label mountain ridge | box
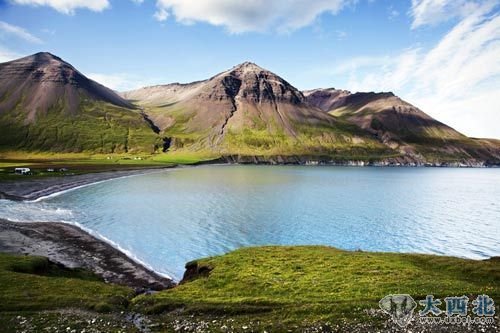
[1,52,499,165]
[123,60,392,159]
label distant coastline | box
[1,160,499,202]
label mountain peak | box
[13,52,67,67]
[216,61,304,105]
[233,61,265,72]
[0,52,134,118]
[31,51,62,61]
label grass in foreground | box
[133,246,500,330]
[0,254,133,313]
[1,247,499,332]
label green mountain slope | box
[0,53,160,153]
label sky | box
[0,0,499,139]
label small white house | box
[14,167,31,175]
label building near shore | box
[14,167,31,175]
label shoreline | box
[0,166,173,201]
[1,162,498,293]
[0,218,174,291]
[1,161,498,202]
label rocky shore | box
[0,218,174,291]
[220,154,500,167]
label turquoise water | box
[1,165,499,280]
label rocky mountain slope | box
[304,89,500,164]
[303,88,351,111]
[122,62,391,159]
[0,52,158,153]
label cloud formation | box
[10,0,110,14]
[0,21,43,43]
[410,0,496,28]
[337,2,500,138]
[154,0,352,33]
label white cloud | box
[0,21,43,43]
[0,45,22,62]
[87,72,160,92]
[336,30,348,40]
[410,0,496,29]
[11,0,110,15]
[154,7,169,21]
[388,8,399,20]
[333,2,500,138]
[154,0,353,33]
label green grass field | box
[0,254,132,313]
[0,151,220,181]
[1,247,497,332]
[132,246,500,331]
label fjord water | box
[1,165,500,280]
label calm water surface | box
[1,165,499,280]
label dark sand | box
[0,218,174,290]
[0,168,167,201]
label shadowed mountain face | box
[123,62,389,157]
[303,88,351,112]
[0,53,158,153]
[307,90,465,142]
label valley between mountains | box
[1,52,499,166]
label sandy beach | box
[0,218,174,290]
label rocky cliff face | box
[219,62,305,105]
[0,52,133,122]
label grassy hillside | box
[222,119,396,159]
[0,101,161,154]
[139,102,398,161]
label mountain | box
[304,89,500,164]
[0,52,498,165]
[0,52,159,153]
[122,62,391,159]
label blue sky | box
[0,0,499,138]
